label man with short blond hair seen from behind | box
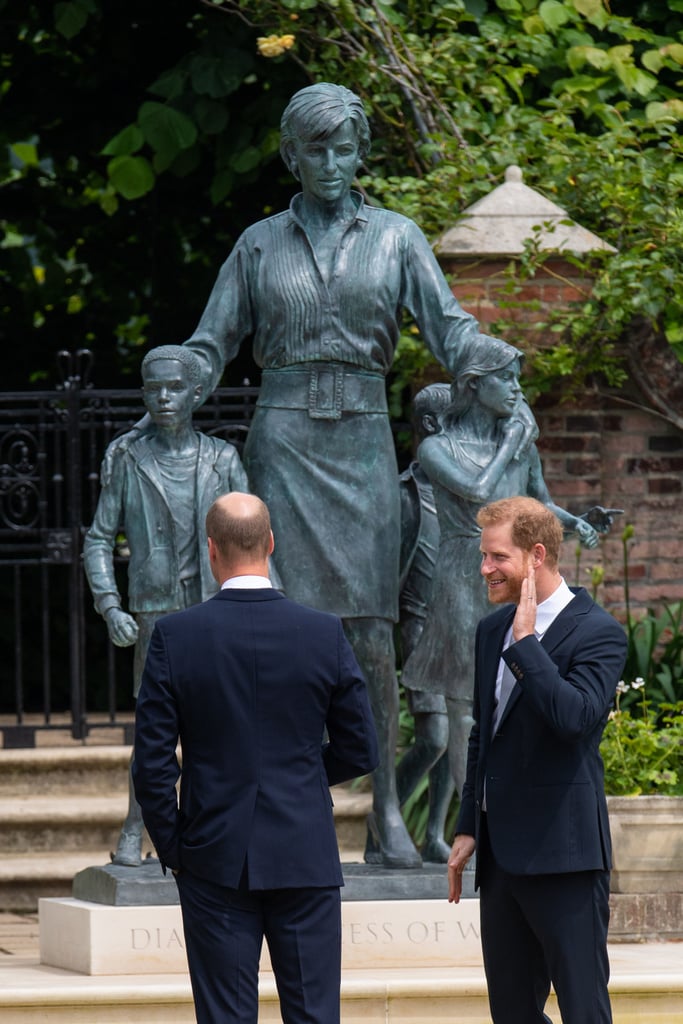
[133,492,379,1024]
[448,496,627,1024]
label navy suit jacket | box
[133,588,379,889]
[455,587,627,884]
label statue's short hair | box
[205,494,272,561]
[141,345,202,385]
[413,383,452,422]
[477,497,563,569]
[280,83,371,174]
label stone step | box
[0,796,132,855]
[0,789,370,854]
[1,936,681,1023]
[0,744,372,911]
[0,852,115,912]
[0,746,131,796]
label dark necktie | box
[492,661,516,734]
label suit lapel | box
[539,588,590,655]
[480,607,515,728]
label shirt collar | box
[534,578,574,638]
[288,190,368,230]
[221,575,273,590]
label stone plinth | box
[39,896,482,976]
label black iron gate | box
[0,351,259,747]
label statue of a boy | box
[83,345,249,866]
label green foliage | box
[2,0,682,393]
[600,685,683,796]
[577,523,683,716]
[209,0,683,403]
[618,521,683,715]
[0,1,306,386]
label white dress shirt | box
[221,575,273,590]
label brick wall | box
[439,256,683,621]
[443,256,593,345]
[534,390,683,621]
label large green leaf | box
[101,124,144,158]
[149,68,187,101]
[645,99,683,123]
[194,98,230,135]
[611,59,658,97]
[571,0,608,30]
[229,146,262,174]
[54,0,95,39]
[566,45,611,73]
[11,142,40,167]
[539,0,572,30]
[138,103,198,160]
[107,156,155,200]
[662,43,683,66]
[189,52,252,98]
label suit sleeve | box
[503,611,627,739]
[323,622,379,787]
[132,623,182,872]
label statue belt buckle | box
[308,364,344,420]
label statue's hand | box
[580,506,624,534]
[501,415,525,439]
[513,399,539,457]
[574,518,600,550]
[500,412,527,460]
[104,607,139,647]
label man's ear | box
[267,530,275,557]
[532,543,546,567]
[192,384,203,408]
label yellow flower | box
[257,33,295,57]
[32,265,46,285]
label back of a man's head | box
[206,493,272,564]
[477,496,563,569]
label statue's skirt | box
[243,365,400,621]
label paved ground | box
[0,912,39,957]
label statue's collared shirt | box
[186,191,484,392]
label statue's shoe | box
[365,811,422,869]
[110,830,143,867]
[363,818,382,864]
[421,837,451,864]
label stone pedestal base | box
[72,858,178,906]
[39,895,482,976]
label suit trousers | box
[478,815,612,1024]
[176,869,342,1024]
